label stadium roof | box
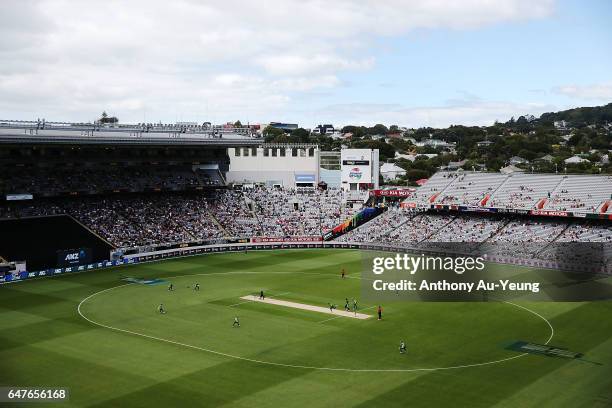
[0,126,260,147]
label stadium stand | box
[335,208,414,243]
[1,166,611,274]
[545,175,612,213]
[386,213,455,243]
[427,214,508,242]
[2,166,221,197]
[415,171,612,214]
[437,173,507,206]
[0,187,358,247]
[488,174,561,209]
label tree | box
[404,169,430,183]
[98,111,118,124]
[351,139,395,161]
[290,128,310,143]
[262,125,285,138]
[341,125,365,138]
[388,138,414,152]
[368,124,388,135]
[234,120,243,127]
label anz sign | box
[65,252,80,261]
[57,248,91,267]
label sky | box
[0,0,610,128]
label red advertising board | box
[400,201,417,208]
[369,189,416,197]
[251,236,323,243]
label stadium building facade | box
[227,144,320,188]
[227,145,379,191]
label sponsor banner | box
[342,160,369,166]
[57,248,92,267]
[295,173,316,182]
[435,205,597,220]
[348,167,364,181]
[529,210,569,217]
[341,152,372,184]
[465,206,498,213]
[499,208,531,215]
[506,341,583,359]
[251,236,323,243]
[6,194,33,201]
[400,202,417,209]
[370,189,415,197]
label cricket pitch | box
[239,295,371,319]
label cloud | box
[0,0,556,123]
[255,55,374,76]
[553,83,612,100]
[314,100,560,128]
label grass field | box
[1,249,611,407]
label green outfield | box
[1,249,611,407]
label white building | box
[227,145,379,191]
[395,152,437,161]
[415,138,456,149]
[509,156,529,165]
[227,144,319,188]
[340,148,380,192]
[564,156,590,164]
[380,163,406,181]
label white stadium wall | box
[226,145,319,188]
